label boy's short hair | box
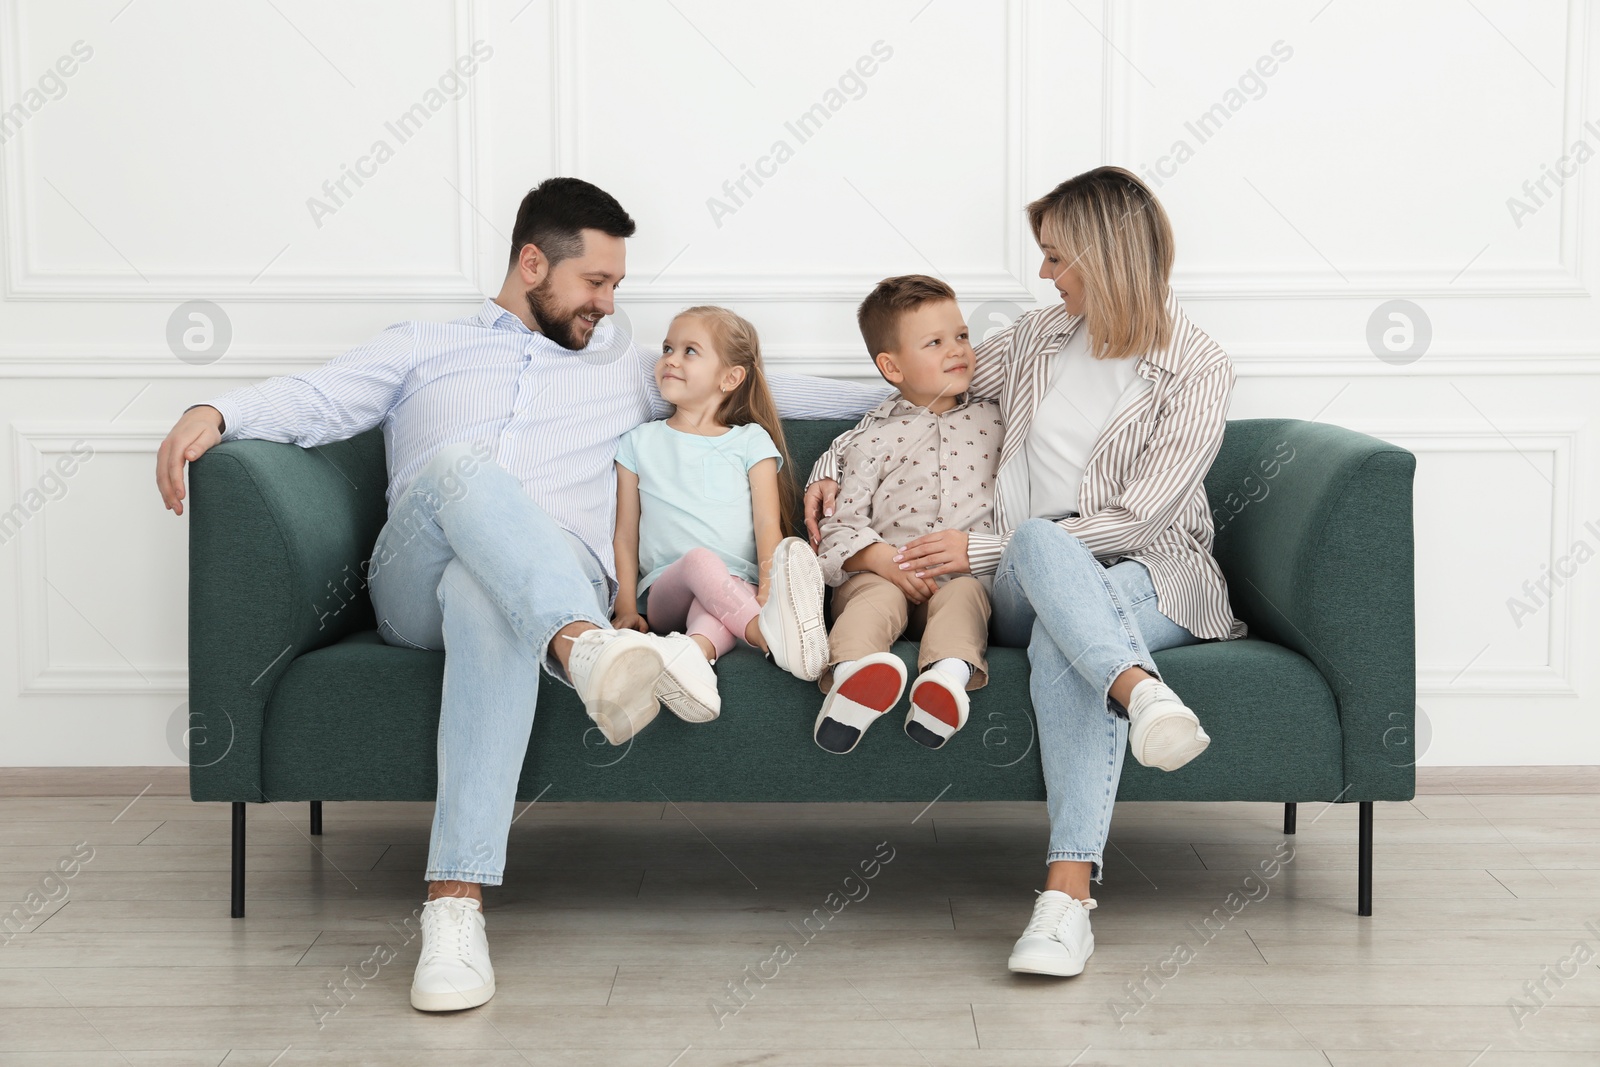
[856,274,957,360]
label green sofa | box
[188,418,1416,918]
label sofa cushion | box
[260,630,1340,804]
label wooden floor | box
[1,781,1598,1065]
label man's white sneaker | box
[411,897,495,1011]
[1007,890,1096,976]
[757,537,828,681]
[647,632,721,723]
[566,627,664,744]
[905,665,970,749]
[1126,677,1210,771]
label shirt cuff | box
[190,399,239,441]
[818,529,881,586]
[808,449,840,486]
[966,531,1008,577]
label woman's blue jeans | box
[990,518,1202,881]
[366,443,612,885]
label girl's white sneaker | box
[647,632,721,722]
[757,537,829,681]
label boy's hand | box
[611,610,648,633]
[861,542,937,604]
[897,529,970,578]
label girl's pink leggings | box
[646,548,761,659]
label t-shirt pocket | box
[702,449,747,503]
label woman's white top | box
[1021,325,1151,520]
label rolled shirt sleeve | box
[195,322,416,446]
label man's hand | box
[611,609,648,633]
[854,541,938,605]
[157,405,224,516]
[896,529,970,579]
[803,478,840,547]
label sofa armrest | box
[1211,419,1417,802]
[187,433,388,801]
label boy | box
[812,275,1004,754]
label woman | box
[805,166,1245,977]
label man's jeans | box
[367,443,611,884]
[990,518,1202,882]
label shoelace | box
[419,898,477,964]
[1022,893,1097,938]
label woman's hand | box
[858,542,937,604]
[611,610,648,633]
[896,529,970,579]
[803,478,840,547]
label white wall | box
[1,0,1596,766]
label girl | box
[613,306,830,722]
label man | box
[155,177,887,1012]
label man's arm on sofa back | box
[1211,419,1418,801]
[187,432,388,801]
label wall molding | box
[1103,0,1592,299]
[0,0,484,302]
[10,422,187,695]
[1338,422,1580,698]
[547,0,1037,302]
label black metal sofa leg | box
[1358,800,1373,916]
[310,801,322,836]
[1283,802,1296,834]
[231,802,246,918]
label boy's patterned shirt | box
[815,392,1005,586]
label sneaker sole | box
[1007,941,1093,977]
[655,674,720,723]
[1131,710,1210,772]
[767,540,828,681]
[410,976,496,1011]
[815,658,905,754]
[586,642,664,745]
[906,675,968,749]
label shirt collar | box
[475,297,533,334]
[878,390,973,420]
[474,297,632,360]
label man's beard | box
[525,280,595,351]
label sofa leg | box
[231,802,246,919]
[310,801,322,836]
[1358,800,1373,917]
[1283,802,1297,835]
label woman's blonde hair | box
[675,305,800,525]
[1027,166,1174,361]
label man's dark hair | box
[508,177,636,271]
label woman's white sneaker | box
[647,632,721,722]
[566,627,664,744]
[1126,678,1210,771]
[411,896,495,1011]
[1007,891,1096,976]
[757,537,829,681]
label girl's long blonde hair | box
[1027,166,1174,361]
[676,306,800,526]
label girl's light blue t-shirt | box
[614,420,783,592]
